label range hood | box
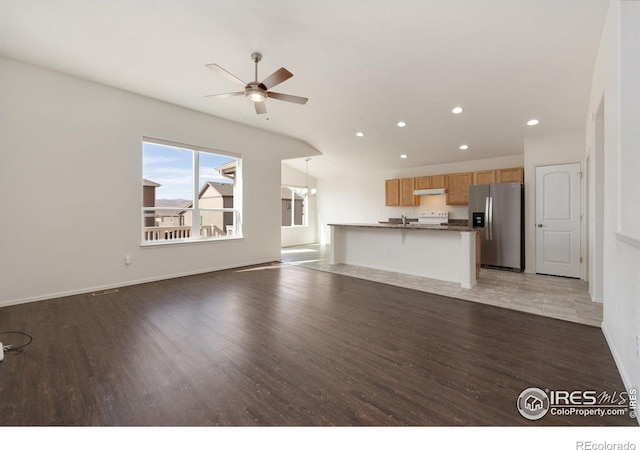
[413,188,446,195]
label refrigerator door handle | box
[484,197,491,240]
[488,196,494,241]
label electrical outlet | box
[124,255,131,265]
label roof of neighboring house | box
[143,178,161,187]
[181,181,234,210]
[214,160,236,179]
[204,182,234,196]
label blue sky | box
[143,142,235,200]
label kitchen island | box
[329,223,477,288]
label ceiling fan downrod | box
[251,52,262,82]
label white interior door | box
[535,163,581,278]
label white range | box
[416,211,449,226]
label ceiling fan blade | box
[254,101,267,115]
[260,67,293,90]
[205,63,247,87]
[204,92,244,99]
[267,91,309,105]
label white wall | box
[618,3,640,241]
[523,130,586,276]
[281,162,318,246]
[316,154,524,245]
[0,57,318,306]
[586,0,640,412]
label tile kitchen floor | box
[281,243,602,327]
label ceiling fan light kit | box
[205,52,308,114]
[246,84,266,102]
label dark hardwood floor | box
[0,263,635,426]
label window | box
[142,138,241,244]
[281,186,307,227]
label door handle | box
[488,196,493,240]
[484,197,490,240]
[537,224,543,227]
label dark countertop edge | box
[328,223,475,232]
[378,220,469,226]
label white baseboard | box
[601,322,640,426]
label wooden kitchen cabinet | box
[385,179,400,206]
[473,170,496,185]
[445,172,473,205]
[385,178,418,206]
[387,168,521,207]
[415,175,445,189]
[497,167,524,183]
[473,167,524,185]
[399,177,419,206]
[430,174,445,188]
[415,176,430,190]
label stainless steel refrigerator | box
[468,182,524,272]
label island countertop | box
[329,223,474,232]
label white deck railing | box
[144,225,233,241]
[144,226,191,241]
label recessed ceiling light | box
[397,121,407,127]
[452,107,463,114]
[527,119,540,126]
[459,144,469,150]
[400,154,408,159]
[356,132,364,137]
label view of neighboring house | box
[143,159,237,240]
[155,209,184,227]
[143,179,161,227]
[181,181,235,237]
[147,173,301,237]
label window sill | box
[140,235,243,248]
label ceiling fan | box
[205,52,308,115]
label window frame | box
[281,185,308,228]
[141,137,242,246]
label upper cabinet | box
[386,178,418,206]
[384,178,420,206]
[415,174,445,190]
[431,175,446,189]
[385,168,523,207]
[400,177,419,206]
[385,179,400,206]
[415,176,430,190]
[496,167,524,184]
[445,172,473,205]
[472,167,524,185]
[473,170,496,185]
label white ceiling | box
[0,0,608,179]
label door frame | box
[587,98,605,301]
